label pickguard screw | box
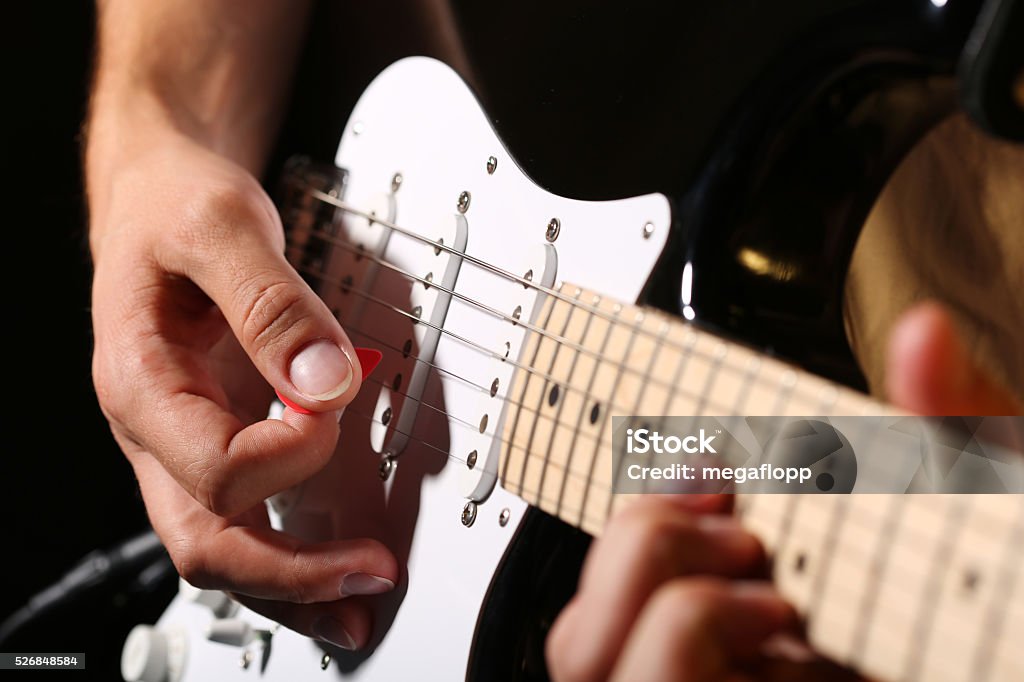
[320,653,331,670]
[391,172,403,193]
[379,455,395,481]
[486,156,498,174]
[642,221,655,239]
[546,218,561,242]
[462,501,478,527]
[457,191,472,214]
[499,508,511,527]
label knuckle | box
[192,468,239,518]
[283,546,314,604]
[613,508,696,556]
[651,577,727,624]
[168,536,213,589]
[237,277,308,358]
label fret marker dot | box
[490,378,499,397]
[794,553,807,574]
[548,385,560,407]
[479,414,489,433]
[341,274,353,293]
[392,373,402,391]
[402,339,413,358]
[589,403,601,424]
[816,473,835,492]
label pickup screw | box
[379,455,395,481]
[486,156,498,174]
[462,501,478,527]
[546,218,561,242]
[457,191,471,214]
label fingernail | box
[340,573,395,597]
[289,340,354,401]
[312,616,356,650]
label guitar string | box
[331,397,1024,561]
[305,188,710,352]
[297,225,690,393]
[296,253,1003,508]
[293,230,720,399]
[291,254,946,497]
[293,258,843,436]
[289,241,838,413]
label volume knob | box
[121,625,186,682]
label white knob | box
[206,618,255,647]
[121,625,168,682]
[178,578,237,618]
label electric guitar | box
[119,3,1024,680]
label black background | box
[5,3,171,679]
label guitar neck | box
[498,282,1024,682]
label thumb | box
[166,186,361,413]
[885,302,1021,415]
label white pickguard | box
[146,57,671,682]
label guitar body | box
[124,3,1021,681]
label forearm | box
[86,0,311,231]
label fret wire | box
[506,286,562,494]
[644,330,696,495]
[612,316,671,504]
[537,290,594,516]
[759,381,802,580]
[554,295,617,518]
[518,290,581,502]
[733,358,765,518]
[846,494,904,668]
[971,508,1024,682]
[804,406,888,630]
[577,305,639,528]
[902,497,970,681]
